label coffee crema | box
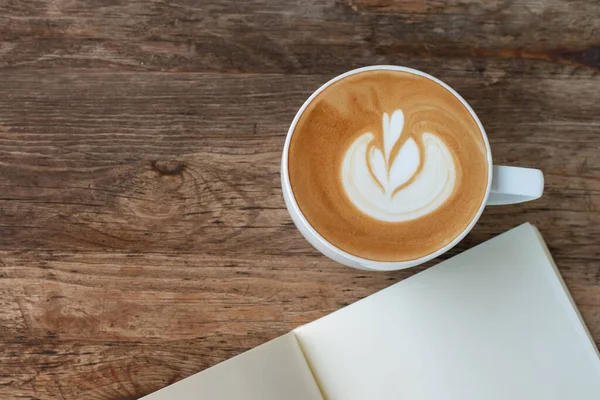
[288,70,489,262]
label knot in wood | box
[151,160,186,176]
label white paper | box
[294,223,600,399]
[141,332,322,400]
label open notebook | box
[143,224,600,399]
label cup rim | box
[281,65,493,271]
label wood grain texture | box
[0,0,599,399]
[1,0,599,75]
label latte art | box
[341,109,457,222]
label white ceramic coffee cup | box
[281,65,544,271]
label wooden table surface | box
[1,1,599,399]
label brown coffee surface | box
[288,70,489,262]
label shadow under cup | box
[281,66,493,271]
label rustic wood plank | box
[0,0,599,399]
[0,0,599,75]
[0,250,406,400]
[0,71,598,258]
[0,250,599,400]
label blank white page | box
[142,332,322,400]
[294,223,600,400]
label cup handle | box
[486,165,544,205]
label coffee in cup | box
[287,69,488,262]
[282,66,543,270]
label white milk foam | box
[341,109,456,222]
